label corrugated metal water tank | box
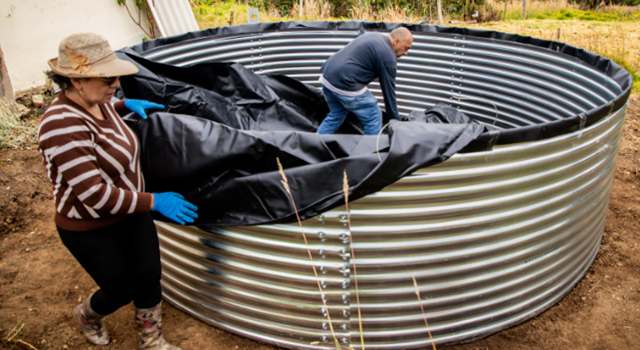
[136,22,631,349]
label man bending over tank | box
[317,27,413,135]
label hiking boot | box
[73,296,111,345]
[135,302,182,350]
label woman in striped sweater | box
[38,33,196,350]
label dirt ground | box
[1,96,639,350]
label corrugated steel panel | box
[140,26,627,349]
[146,0,199,37]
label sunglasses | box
[98,76,119,85]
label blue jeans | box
[317,87,382,135]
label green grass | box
[501,6,640,22]
[192,0,253,28]
[530,8,640,21]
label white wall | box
[0,0,152,93]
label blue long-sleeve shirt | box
[321,32,399,119]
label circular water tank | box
[132,22,632,349]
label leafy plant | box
[115,0,157,38]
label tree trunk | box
[522,0,527,19]
[437,0,444,24]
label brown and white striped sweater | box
[38,93,153,231]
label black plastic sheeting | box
[405,104,478,124]
[119,51,484,227]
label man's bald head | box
[389,27,413,57]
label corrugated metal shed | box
[146,0,199,37]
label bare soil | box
[1,96,639,350]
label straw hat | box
[48,33,138,78]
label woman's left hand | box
[123,98,165,119]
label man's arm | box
[379,63,399,120]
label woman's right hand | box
[152,192,198,225]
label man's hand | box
[123,98,165,119]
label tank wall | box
[156,104,625,348]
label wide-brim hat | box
[48,33,139,78]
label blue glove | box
[123,98,165,119]
[152,192,198,225]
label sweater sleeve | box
[113,99,128,116]
[379,61,399,119]
[38,116,153,215]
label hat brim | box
[48,56,139,78]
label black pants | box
[58,213,162,316]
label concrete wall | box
[0,0,152,93]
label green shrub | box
[571,0,640,9]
